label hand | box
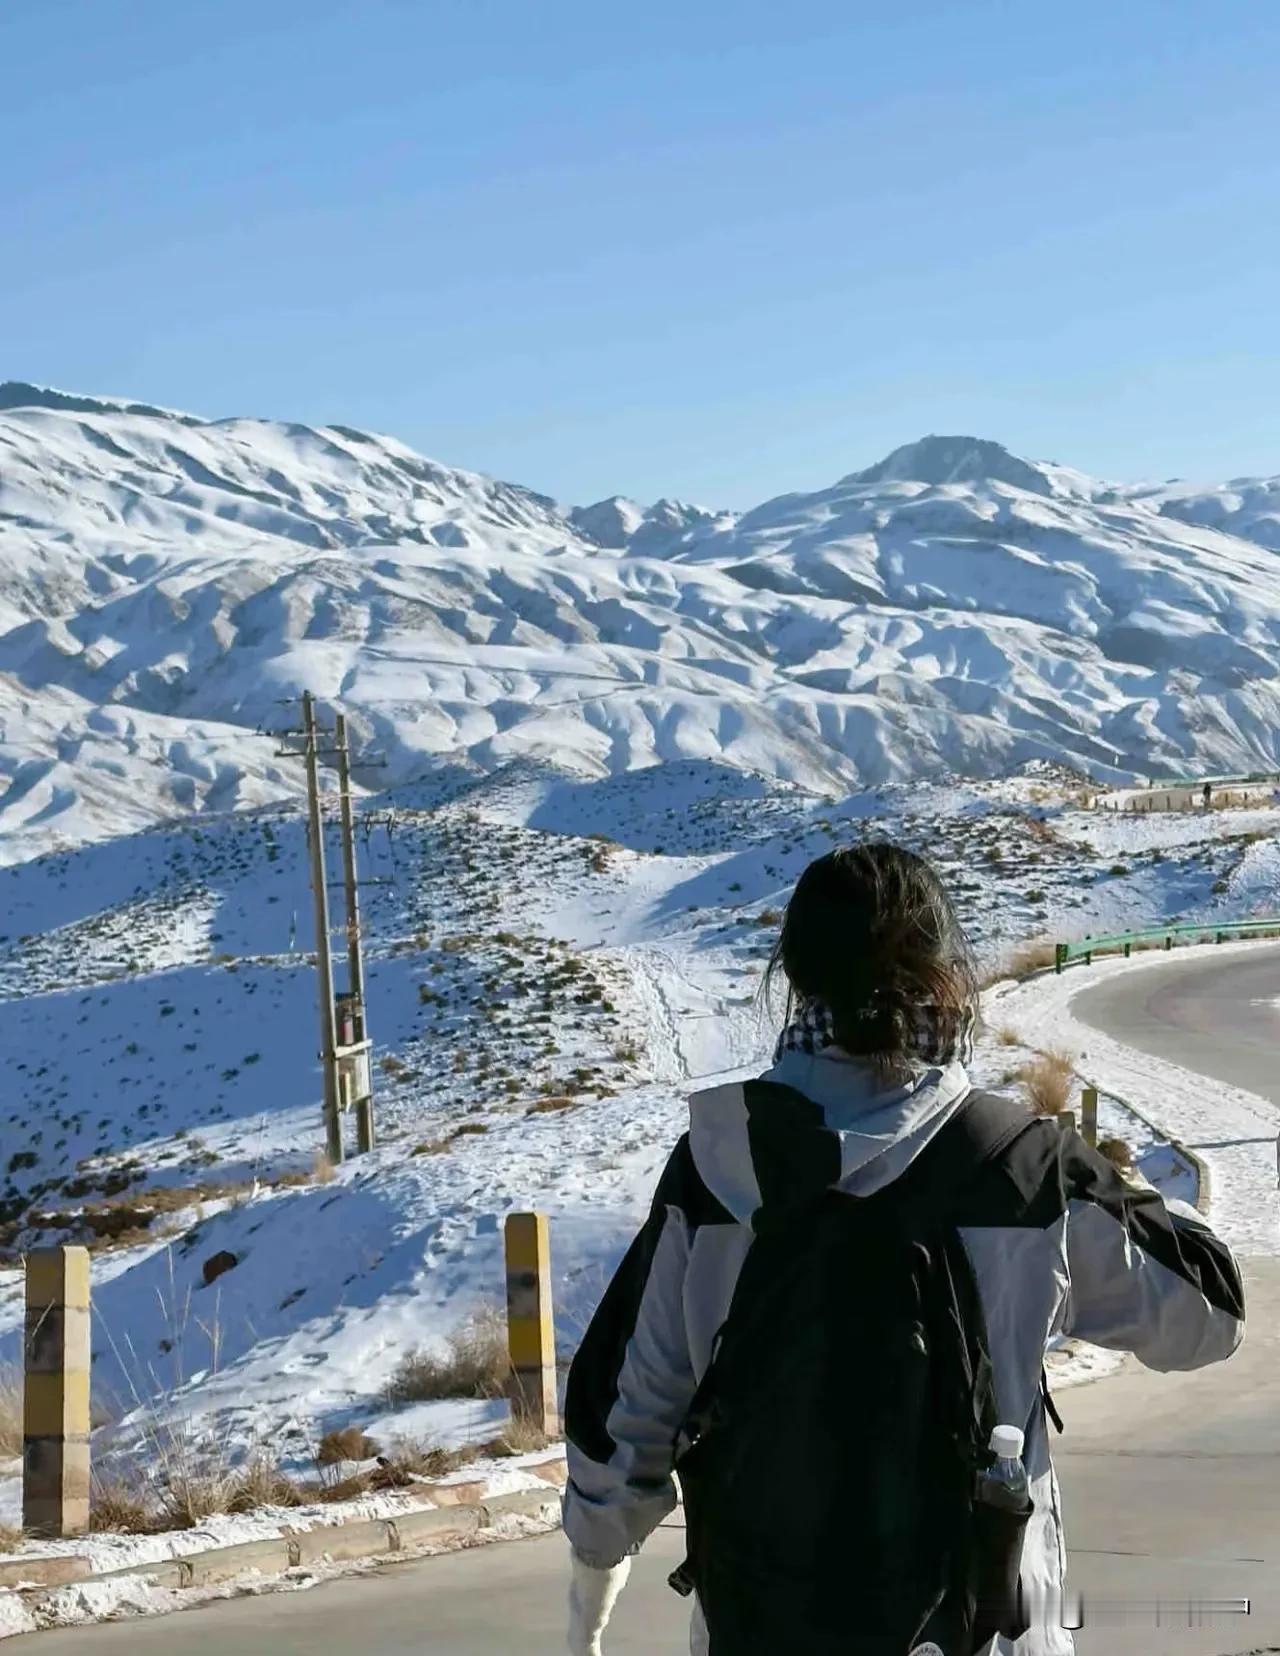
[567,1553,631,1656]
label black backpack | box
[670,1087,1055,1656]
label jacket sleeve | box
[1059,1127,1244,1371]
[562,1141,700,1569]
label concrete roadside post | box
[24,1245,91,1538]
[1057,1110,1077,1136]
[504,1212,558,1437]
[1080,1086,1098,1147]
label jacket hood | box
[687,1047,973,1223]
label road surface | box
[19,950,1280,1654]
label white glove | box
[567,1552,631,1656]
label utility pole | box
[335,712,375,1153]
[274,695,383,1161]
[303,692,344,1166]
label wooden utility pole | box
[335,712,375,1153]
[303,692,343,1166]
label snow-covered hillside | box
[2,756,1277,1495]
[6,385,1280,864]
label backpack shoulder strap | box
[893,1087,1038,1208]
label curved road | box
[1073,942,1280,1107]
[17,951,1280,1655]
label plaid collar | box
[773,997,974,1068]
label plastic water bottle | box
[977,1424,1029,1510]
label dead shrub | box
[0,1521,20,1551]
[228,1457,303,1513]
[317,1426,381,1466]
[526,1096,578,1115]
[1096,1137,1134,1170]
[995,1027,1021,1048]
[90,1479,156,1534]
[28,1181,251,1253]
[385,1307,510,1405]
[158,1466,239,1529]
[1018,1051,1074,1117]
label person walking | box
[562,843,1244,1655]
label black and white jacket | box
[563,1047,1245,1656]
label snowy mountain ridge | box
[4,382,1280,862]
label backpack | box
[669,1087,1053,1656]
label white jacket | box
[563,1049,1245,1654]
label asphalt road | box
[1072,942,1280,1106]
[21,951,1280,1655]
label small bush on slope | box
[385,1306,510,1404]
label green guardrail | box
[1055,916,1280,972]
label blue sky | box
[3,0,1278,505]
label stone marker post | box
[504,1212,558,1437]
[24,1246,91,1537]
[1080,1086,1098,1147]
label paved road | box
[21,952,1280,1654]
[1072,942,1280,1106]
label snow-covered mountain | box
[4,382,1280,861]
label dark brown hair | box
[763,842,977,1067]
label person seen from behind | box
[562,842,1244,1655]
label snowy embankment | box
[990,942,1280,1256]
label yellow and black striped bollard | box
[504,1213,558,1437]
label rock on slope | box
[4,385,1280,860]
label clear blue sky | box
[3,0,1278,506]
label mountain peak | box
[569,496,646,549]
[843,435,1054,497]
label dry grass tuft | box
[0,1364,22,1461]
[90,1478,157,1534]
[227,1456,304,1513]
[487,1411,553,1457]
[995,1027,1021,1048]
[1007,939,1060,977]
[158,1465,241,1529]
[385,1307,511,1405]
[0,1521,21,1552]
[526,1095,578,1115]
[1018,1050,1075,1117]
